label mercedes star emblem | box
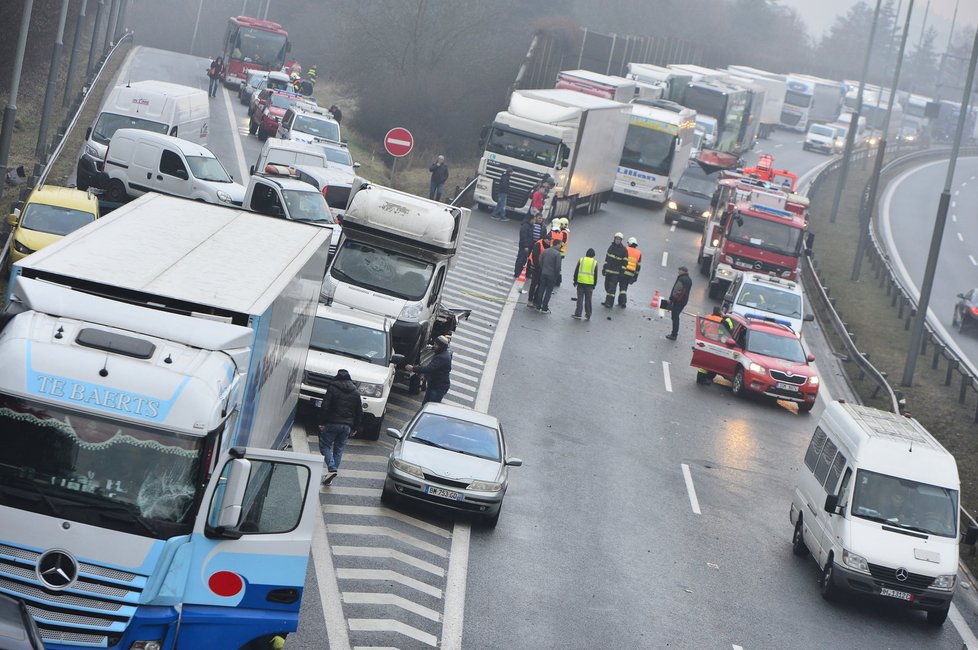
[36,549,80,591]
[895,567,909,582]
[753,261,763,270]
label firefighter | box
[602,232,628,308]
[619,236,642,307]
[549,218,568,287]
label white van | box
[790,401,978,625]
[277,103,342,145]
[100,129,245,205]
[250,139,329,176]
[77,81,209,190]
[803,123,837,154]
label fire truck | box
[220,16,291,87]
[739,153,797,191]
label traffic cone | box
[649,289,660,308]
[517,267,526,283]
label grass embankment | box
[807,153,978,573]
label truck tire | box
[708,281,724,300]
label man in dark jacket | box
[602,232,629,308]
[514,214,535,279]
[527,232,552,307]
[207,56,225,97]
[491,168,512,220]
[406,336,453,403]
[317,369,363,485]
[429,155,450,201]
[537,237,563,313]
[666,266,693,340]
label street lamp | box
[902,26,978,387]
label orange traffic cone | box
[649,289,660,308]
[517,267,526,283]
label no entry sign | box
[384,127,414,157]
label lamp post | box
[902,26,978,387]
[63,0,88,107]
[36,0,70,158]
[0,0,35,196]
[87,0,105,77]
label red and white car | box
[690,312,819,412]
[249,89,305,140]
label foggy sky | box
[782,0,978,42]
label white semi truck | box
[725,68,786,139]
[0,194,329,649]
[475,89,630,218]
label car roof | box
[418,402,500,429]
[25,185,98,211]
[112,128,215,157]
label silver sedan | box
[382,403,522,527]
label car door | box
[176,447,323,648]
[158,148,191,198]
[691,315,739,377]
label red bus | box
[221,16,290,87]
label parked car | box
[691,311,819,412]
[720,272,813,335]
[8,186,100,264]
[383,402,522,527]
[250,89,306,140]
[277,103,341,145]
[320,141,360,175]
[238,69,268,105]
[803,123,837,154]
[292,162,356,221]
[665,162,720,228]
[952,289,978,332]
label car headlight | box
[932,574,956,590]
[653,185,666,193]
[399,300,424,321]
[748,362,766,374]
[13,240,33,255]
[85,144,99,158]
[809,376,820,386]
[722,255,734,265]
[468,480,503,492]
[668,201,678,210]
[702,209,711,218]
[357,381,383,398]
[842,548,870,574]
[320,272,338,304]
[711,238,720,247]
[391,458,424,479]
[216,190,232,203]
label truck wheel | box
[731,369,746,398]
[248,117,257,135]
[105,179,127,203]
[699,256,711,276]
[792,518,808,557]
[708,282,724,300]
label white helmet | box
[627,236,638,246]
[613,232,624,240]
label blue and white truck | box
[0,193,329,649]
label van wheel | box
[820,556,838,601]
[731,369,746,398]
[927,606,950,626]
[248,117,257,135]
[105,180,127,203]
[792,518,808,557]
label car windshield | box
[281,189,333,223]
[810,125,834,137]
[21,203,95,236]
[745,329,807,362]
[727,213,803,257]
[408,413,501,461]
[486,127,559,167]
[736,282,802,318]
[91,112,168,145]
[696,118,716,135]
[246,71,268,87]
[675,171,715,198]
[324,147,353,166]
[186,156,232,183]
[309,317,388,365]
[851,469,958,537]
[0,393,211,539]
[331,239,434,301]
[295,115,340,142]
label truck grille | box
[485,160,547,208]
[769,370,806,385]
[0,543,144,647]
[730,256,790,277]
[867,563,935,594]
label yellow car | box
[8,185,100,264]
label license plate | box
[880,587,913,601]
[776,382,800,392]
[426,486,461,501]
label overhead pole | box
[87,0,105,77]
[63,0,88,107]
[102,0,118,54]
[36,0,71,158]
[0,0,36,197]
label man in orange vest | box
[617,236,642,307]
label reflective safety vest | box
[557,228,569,256]
[576,257,597,285]
[624,246,642,276]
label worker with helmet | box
[602,232,629,308]
[618,236,642,307]
[290,71,301,93]
[548,217,568,286]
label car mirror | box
[390,353,406,367]
[386,428,402,440]
[964,526,978,546]
[7,212,17,227]
[804,314,814,322]
[85,126,92,140]
[215,458,252,530]
[505,457,523,467]
[807,354,816,362]
[824,493,839,515]
[353,162,361,169]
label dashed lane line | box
[970,255,977,266]
[662,251,669,267]
[958,232,964,242]
[952,214,958,222]
[662,361,673,393]
[670,223,676,232]
[681,463,702,515]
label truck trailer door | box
[175,446,323,649]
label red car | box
[249,89,304,140]
[690,312,819,412]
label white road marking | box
[970,255,977,266]
[343,593,442,622]
[348,619,437,646]
[337,568,442,598]
[681,463,702,515]
[952,214,958,223]
[963,181,968,187]
[952,201,956,208]
[333,546,445,577]
[440,522,470,650]
[950,603,978,649]
[955,189,960,196]
[221,86,249,182]
[958,232,964,242]
[733,646,744,650]
[661,251,669,267]
[775,143,784,148]
[662,361,673,392]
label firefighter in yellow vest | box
[618,236,642,307]
[572,248,599,320]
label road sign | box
[384,127,414,158]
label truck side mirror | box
[964,526,978,546]
[824,493,839,514]
[215,458,252,530]
[390,353,406,367]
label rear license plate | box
[426,486,461,501]
[880,587,913,601]
[776,382,800,392]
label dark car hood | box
[671,189,713,211]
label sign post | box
[384,127,414,187]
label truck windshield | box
[295,115,339,142]
[785,90,812,108]
[233,26,288,68]
[331,239,434,301]
[281,190,333,223]
[21,204,96,236]
[309,317,389,366]
[851,469,958,538]
[0,394,211,539]
[744,330,806,362]
[486,128,558,167]
[728,213,803,257]
[91,112,168,145]
[620,122,676,176]
[186,156,232,183]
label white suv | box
[720,272,813,336]
[277,104,341,145]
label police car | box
[720,272,813,335]
[691,312,819,412]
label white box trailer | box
[556,69,637,102]
[726,69,786,138]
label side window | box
[160,150,187,178]
[250,182,282,215]
[207,459,309,534]
[813,437,838,486]
[824,451,848,492]
[428,266,446,307]
[804,427,827,472]
[836,467,853,510]
[734,325,747,349]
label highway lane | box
[79,48,978,648]
[883,157,978,374]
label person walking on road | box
[514,212,538,280]
[429,155,450,201]
[491,167,512,220]
[665,266,693,340]
[572,248,599,320]
[527,234,552,308]
[317,369,363,486]
[602,232,629,308]
[406,336,453,404]
[618,236,642,307]
[207,56,225,97]
[537,236,563,313]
